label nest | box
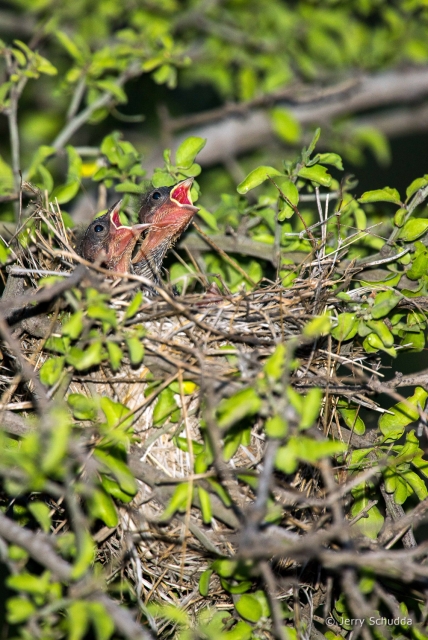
[1,190,422,636]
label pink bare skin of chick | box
[132,178,199,284]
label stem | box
[5,51,28,219]
[386,183,428,247]
[52,61,141,150]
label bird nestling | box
[78,200,150,273]
[132,177,199,284]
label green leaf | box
[35,54,57,76]
[212,558,237,578]
[0,155,14,194]
[114,181,144,194]
[199,569,213,597]
[197,205,219,231]
[68,393,97,421]
[223,621,253,640]
[71,529,94,579]
[41,408,71,474]
[126,337,144,365]
[66,145,82,182]
[36,164,54,192]
[365,319,394,347]
[351,486,384,539]
[27,145,55,180]
[331,313,358,341]
[275,436,346,474]
[152,171,176,187]
[276,178,299,220]
[371,291,402,318]
[394,207,407,227]
[101,476,134,503]
[62,311,84,340]
[270,107,301,143]
[394,475,409,505]
[7,571,51,596]
[264,343,286,380]
[107,342,123,371]
[28,501,51,532]
[220,578,253,595]
[358,187,401,205]
[363,332,397,357]
[96,79,127,103]
[0,237,10,263]
[223,428,244,461]
[217,387,261,429]
[94,449,137,496]
[235,594,263,623]
[315,152,344,170]
[153,63,177,88]
[12,47,26,66]
[39,356,65,387]
[87,303,117,328]
[306,128,321,156]
[100,397,132,430]
[67,601,90,640]
[406,176,428,200]
[51,180,80,204]
[407,247,428,280]
[237,166,282,194]
[297,164,332,187]
[300,387,322,430]
[66,342,103,370]
[56,31,85,63]
[338,405,366,436]
[101,132,120,164]
[6,597,36,624]
[265,415,288,438]
[124,291,143,319]
[87,602,115,640]
[89,489,118,528]
[197,486,212,524]
[160,482,191,520]
[400,218,428,242]
[403,470,428,500]
[303,313,331,338]
[379,387,428,439]
[175,136,206,168]
[153,388,178,426]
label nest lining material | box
[0,195,411,626]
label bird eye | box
[94,224,104,233]
[152,191,161,200]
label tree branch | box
[146,67,428,168]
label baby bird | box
[79,200,150,273]
[132,178,198,284]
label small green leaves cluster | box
[152,136,206,198]
[0,390,138,637]
[93,132,147,196]
[237,129,340,213]
[40,287,145,384]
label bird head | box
[132,178,199,281]
[79,201,150,273]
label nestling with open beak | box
[79,200,150,273]
[132,177,199,284]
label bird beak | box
[109,200,151,235]
[170,178,199,213]
[108,201,151,273]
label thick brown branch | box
[146,67,428,168]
